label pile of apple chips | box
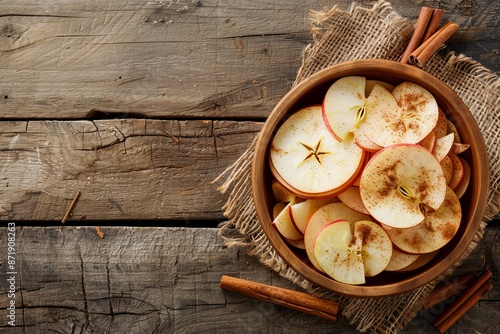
[269,76,470,285]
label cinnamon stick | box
[424,271,477,309]
[400,7,434,64]
[409,21,453,63]
[410,22,459,67]
[435,280,493,333]
[433,269,492,328]
[220,275,339,321]
[422,8,444,42]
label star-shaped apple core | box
[300,139,328,164]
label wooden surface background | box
[0,0,498,333]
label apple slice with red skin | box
[384,248,420,272]
[270,105,366,199]
[365,82,439,147]
[360,144,447,229]
[338,186,370,215]
[273,203,303,240]
[322,76,382,152]
[450,143,470,155]
[387,187,462,254]
[455,157,471,199]
[304,202,371,272]
[313,220,392,284]
[448,154,465,191]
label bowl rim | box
[252,59,489,297]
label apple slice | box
[270,105,366,199]
[285,237,306,250]
[322,76,382,152]
[455,157,471,199]
[387,187,462,254]
[450,142,470,155]
[447,120,461,143]
[304,202,371,272]
[313,220,365,284]
[384,248,420,272]
[396,251,438,272]
[354,220,393,277]
[448,154,465,191]
[273,203,303,240]
[365,79,394,96]
[365,82,439,147]
[272,180,296,203]
[440,155,454,185]
[337,186,370,215]
[314,220,392,284]
[435,108,448,139]
[432,133,454,161]
[290,198,336,234]
[273,202,287,219]
[360,144,447,229]
[420,130,436,152]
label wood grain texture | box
[0,0,498,119]
[0,119,261,221]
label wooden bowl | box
[252,59,489,297]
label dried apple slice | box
[290,198,336,234]
[273,202,287,219]
[396,251,439,272]
[450,142,470,155]
[365,82,439,147]
[455,157,471,198]
[337,186,370,215]
[272,180,296,203]
[365,79,394,96]
[432,133,454,161]
[304,202,371,272]
[313,220,392,284]
[448,154,465,191]
[359,144,447,229]
[447,120,461,143]
[273,203,303,240]
[440,155,454,185]
[387,187,462,254]
[420,130,436,152]
[270,105,366,199]
[435,108,448,139]
[322,76,381,151]
[384,248,420,272]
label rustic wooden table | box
[0,0,498,333]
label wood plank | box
[0,226,498,332]
[0,0,498,119]
[0,119,261,221]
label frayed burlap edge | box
[213,1,499,333]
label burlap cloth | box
[213,1,500,333]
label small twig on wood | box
[62,190,81,224]
[96,226,105,238]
